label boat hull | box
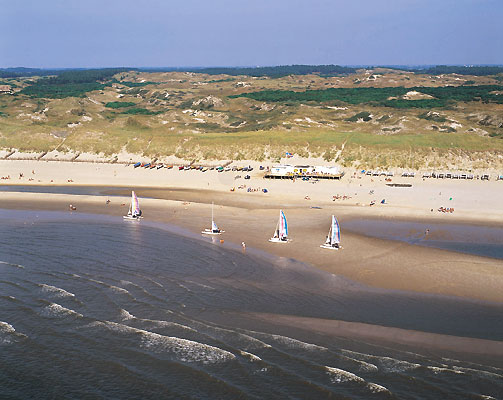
[320,244,342,250]
[123,215,143,221]
[201,229,224,235]
[269,238,289,243]
[320,244,339,250]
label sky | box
[1,0,502,68]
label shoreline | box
[1,189,502,304]
[1,157,502,304]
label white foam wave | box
[98,321,235,364]
[326,366,364,383]
[40,284,75,298]
[140,319,197,333]
[120,309,135,321]
[341,349,420,373]
[240,350,262,362]
[326,366,391,394]
[428,366,465,375]
[109,285,130,294]
[141,331,235,364]
[452,366,502,380]
[41,303,83,318]
[377,357,421,373]
[0,321,27,344]
[187,323,271,350]
[0,321,16,334]
[368,382,390,393]
[0,261,24,269]
[266,333,327,352]
[185,280,215,290]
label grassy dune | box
[0,68,502,170]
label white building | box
[270,165,342,176]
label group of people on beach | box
[438,207,455,213]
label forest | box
[232,85,503,108]
[189,65,357,77]
[412,65,503,76]
[18,69,127,98]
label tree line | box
[232,85,503,108]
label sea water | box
[344,218,503,260]
[1,210,502,399]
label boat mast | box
[274,214,280,238]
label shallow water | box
[1,210,502,399]
[344,218,503,260]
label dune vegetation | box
[0,66,502,169]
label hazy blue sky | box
[1,0,501,68]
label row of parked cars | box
[364,170,395,177]
[133,162,255,173]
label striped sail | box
[279,210,288,239]
[331,215,341,245]
[131,191,141,215]
[212,220,219,232]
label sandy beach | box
[1,158,502,305]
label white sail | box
[321,215,341,249]
[124,191,142,220]
[202,202,224,234]
[270,210,289,242]
[131,191,141,216]
[331,215,341,245]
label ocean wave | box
[326,366,391,395]
[41,303,83,318]
[427,365,465,375]
[119,309,135,321]
[325,366,364,384]
[185,280,216,290]
[141,331,236,364]
[97,321,236,364]
[138,318,197,333]
[255,332,327,352]
[452,366,503,380]
[109,285,130,294]
[0,321,16,334]
[368,382,391,393]
[239,350,262,362]
[341,349,420,373]
[0,261,25,269]
[39,284,75,298]
[0,321,27,344]
[183,322,271,351]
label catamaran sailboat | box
[202,202,224,235]
[269,210,289,243]
[320,215,341,249]
[123,191,143,220]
